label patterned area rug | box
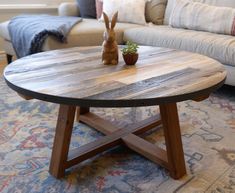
[0,76,235,193]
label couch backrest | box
[164,0,235,25]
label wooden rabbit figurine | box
[102,12,119,65]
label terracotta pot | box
[122,53,138,65]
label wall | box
[0,0,74,5]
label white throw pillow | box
[100,0,147,25]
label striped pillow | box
[170,0,235,36]
[164,0,235,25]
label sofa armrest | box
[58,2,80,17]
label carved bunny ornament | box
[102,12,119,65]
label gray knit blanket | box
[8,15,82,58]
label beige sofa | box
[0,0,235,86]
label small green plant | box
[121,41,139,55]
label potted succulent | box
[121,41,139,65]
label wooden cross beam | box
[49,105,186,180]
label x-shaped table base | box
[49,103,186,180]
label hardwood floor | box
[0,53,7,74]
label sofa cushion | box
[146,0,167,25]
[124,25,235,67]
[0,21,10,41]
[0,19,142,51]
[43,19,142,50]
[58,2,80,17]
[170,0,235,36]
[101,0,147,25]
[95,0,167,24]
[164,0,235,25]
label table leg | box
[76,107,90,121]
[49,104,186,179]
[49,104,76,178]
[160,103,186,179]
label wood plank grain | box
[79,112,162,136]
[68,111,164,169]
[4,46,226,107]
[86,68,197,100]
[160,103,186,179]
[49,105,76,178]
[122,134,169,169]
[17,93,33,100]
[76,107,90,122]
[66,126,136,168]
[78,112,168,168]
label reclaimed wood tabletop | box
[4,46,226,107]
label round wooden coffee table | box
[4,46,226,179]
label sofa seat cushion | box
[124,25,235,67]
[0,19,142,51]
[0,21,11,41]
[43,19,142,50]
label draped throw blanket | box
[170,0,235,36]
[8,15,82,58]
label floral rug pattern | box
[0,76,235,193]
